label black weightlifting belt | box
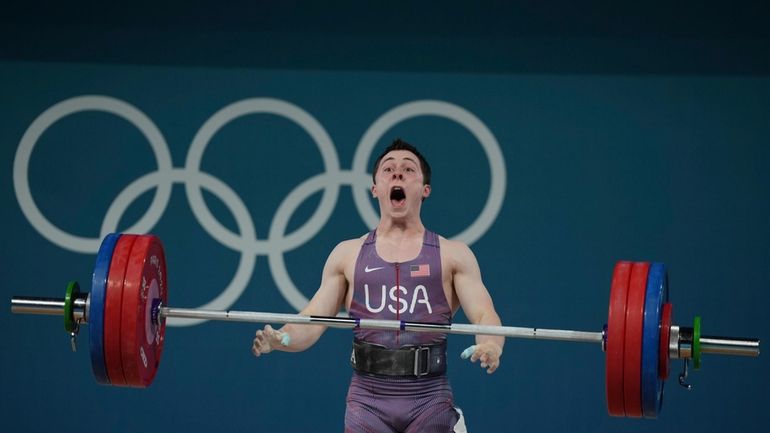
[350,340,447,377]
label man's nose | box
[392,171,403,180]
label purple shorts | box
[344,372,466,433]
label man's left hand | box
[460,342,503,374]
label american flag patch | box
[410,264,430,277]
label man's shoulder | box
[332,235,368,254]
[437,235,469,251]
[324,235,367,272]
[438,236,475,268]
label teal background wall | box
[1,3,768,432]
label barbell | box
[10,233,760,419]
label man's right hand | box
[252,324,290,357]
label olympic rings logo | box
[13,96,507,326]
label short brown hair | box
[371,139,431,185]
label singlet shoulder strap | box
[363,230,377,246]
[423,229,440,248]
[363,229,439,248]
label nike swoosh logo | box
[364,266,385,273]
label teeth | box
[390,186,406,201]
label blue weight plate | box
[89,233,121,385]
[641,262,668,418]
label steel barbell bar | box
[11,296,760,355]
[9,233,761,419]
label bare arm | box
[447,239,505,373]
[252,239,354,355]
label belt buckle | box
[413,346,431,377]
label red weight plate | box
[623,262,649,418]
[658,303,672,380]
[104,234,138,387]
[121,235,167,388]
[606,261,632,417]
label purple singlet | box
[345,230,465,433]
[348,229,452,348]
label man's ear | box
[422,184,431,199]
[371,184,377,198]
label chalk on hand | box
[460,345,477,360]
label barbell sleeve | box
[12,295,88,321]
[693,335,759,357]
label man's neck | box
[376,218,425,240]
[374,219,425,263]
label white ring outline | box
[269,171,371,311]
[102,169,256,326]
[184,98,341,255]
[13,96,506,325]
[13,95,173,253]
[351,100,507,245]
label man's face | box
[372,150,431,216]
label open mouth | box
[390,186,406,207]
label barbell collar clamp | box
[679,358,693,390]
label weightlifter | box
[252,139,504,432]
